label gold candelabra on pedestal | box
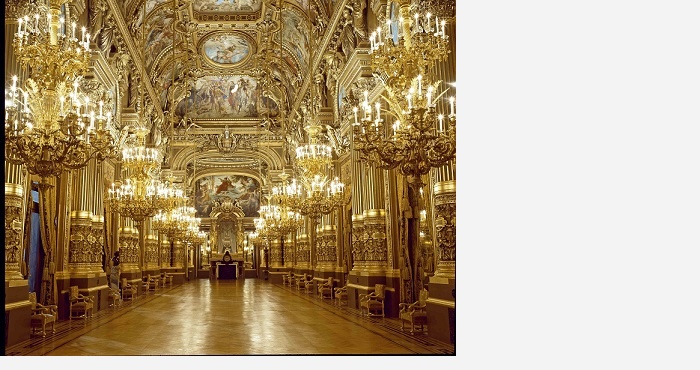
[352,8,457,303]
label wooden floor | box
[5,277,455,356]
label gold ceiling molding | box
[106,0,165,122]
[169,144,285,173]
[290,0,348,118]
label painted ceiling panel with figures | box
[133,0,314,129]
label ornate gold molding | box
[433,180,456,278]
[5,184,24,280]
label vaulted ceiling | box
[112,0,338,190]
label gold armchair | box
[359,284,386,317]
[161,272,173,288]
[107,286,122,308]
[283,271,295,287]
[295,273,308,292]
[318,277,334,300]
[29,292,57,337]
[334,285,348,306]
[69,286,94,320]
[121,278,137,301]
[303,277,315,294]
[399,288,429,333]
[144,274,158,293]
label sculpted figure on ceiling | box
[90,0,116,57]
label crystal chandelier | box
[153,205,197,240]
[353,6,456,189]
[295,121,333,180]
[257,201,304,238]
[4,0,117,179]
[272,171,346,219]
[105,128,175,222]
[180,215,204,245]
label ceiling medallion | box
[200,32,255,68]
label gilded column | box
[145,219,159,271]
[5,182,25,281]
[316,213,338,271]
[296,230,310,272]
[430,17,457,280]
[425,9,457,344]
[160,235,171,268]
[68,163,95,274]
[4,3,28,282]
[270,238,283,268]
[360,164,388,273]
[284,232,295,269]
[173,240,184,268]
[350,144,365,273]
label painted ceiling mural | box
[176,75,280,119]
[194,175,261,218]
[131,0,313,123]
[193,0,263,13]
[144,8,174,71]
[146,0,169,15]
[201,33,251,66]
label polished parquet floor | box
[5,277,455,356]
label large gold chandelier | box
[4,0,117,179]
[353,6,456,189]
[153,205,197,240]
[105,128,176,222]
[272,118,347,219]
[257,202,304,238]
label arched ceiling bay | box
[135,0,314,130]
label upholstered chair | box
[334,285,348,306]
[69,286,94,320]
[359,284,386,317]
[29,292,57,336]
[318,277,334,300]
[399,288,429,333]
[121,278,136,301]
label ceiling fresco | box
[201,33,252,66]
[175,75,280,119]
[137,0,314,125]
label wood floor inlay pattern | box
[5,278,455,356]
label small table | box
[216,262,238,279]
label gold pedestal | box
[433,180,456,278]
[5,183,25,281]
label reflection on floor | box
[6,278,455,356]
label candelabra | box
[5,1,118,179]
[105,128,174,222]
[354,6,457,303]
[153,205,197,240]
[257,202,304,238]
[354,8,456,190]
